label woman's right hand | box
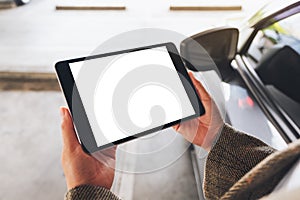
[173,72,224,151]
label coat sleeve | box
[203,124,276,199]
[65,185,121,200]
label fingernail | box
[60,108,65,117]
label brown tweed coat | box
[65,124,300,200]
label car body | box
[180,0,300,199]
[236,0,300,142]
[0,0,30,6]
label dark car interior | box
[245,9,300,131]
[255,45,300,127]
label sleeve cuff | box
[65,185,120,200]
[204,124,276,199]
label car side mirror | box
[180,27,239,81]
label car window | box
[248,13,300,62]
[246,12,300,127]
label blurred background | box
[0,0,276,199]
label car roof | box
[248,0,300,28]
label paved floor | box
[133,140,198,200]
[0,91,199,200]
[0,0,268,72]
[0,92,66,200]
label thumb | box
[60,107,80,151]
[188,72,211,102]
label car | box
[180,0,300,199]
[0,0,30,7]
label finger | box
[172,124,180,131]
[188,72,211,101]
[101,146,117,159]
[92,146,116,159]
[92,152,116,168]
[60,107,80,151]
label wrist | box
[209,122,225,150]
[65,185,119,200]
[201,122,225,151]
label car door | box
[236,7,300,143]
[180,26,289,200]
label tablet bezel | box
[55,42,205,153]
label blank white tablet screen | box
[69,46,195,147]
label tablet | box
[55,42,205,153]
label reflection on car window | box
[248,13,300,62]
[246,12,300,127]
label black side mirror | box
[180,27,239,81]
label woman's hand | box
[60,107,116,190]
[173,72,224,151]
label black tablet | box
[55,42,205,153]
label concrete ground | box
[132,144,198,200]
[0,92,66,200]
[0,91,199,200]
[0,0,268,73]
